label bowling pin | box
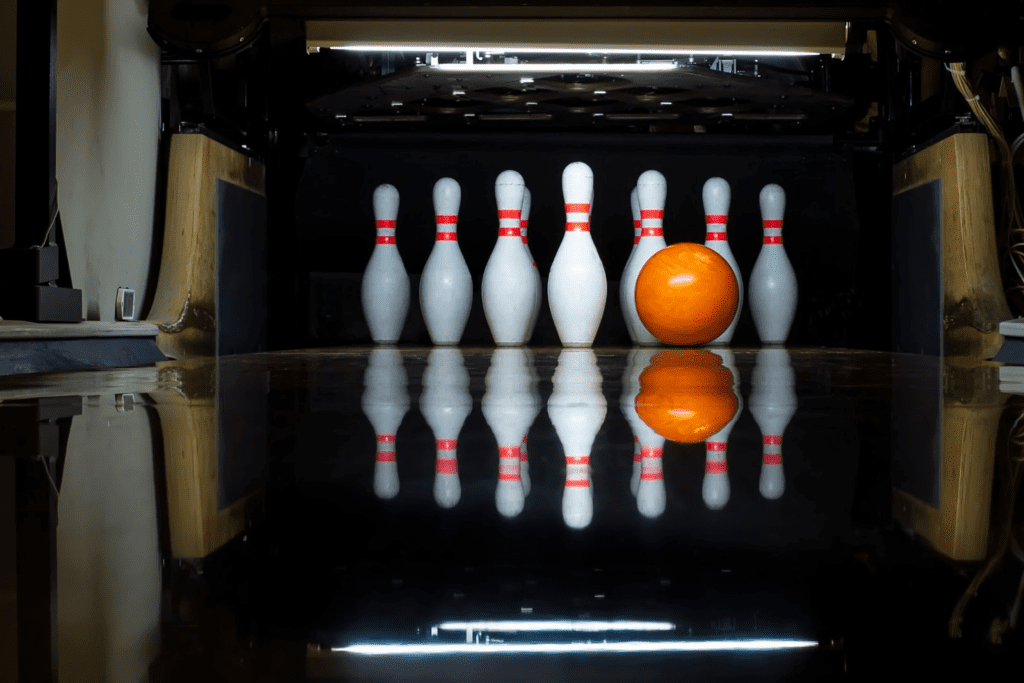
[420,178,473,345]
[748,184,798,345]
[482,171,539,346]
[702,348,742,510]
[548,162,607,347]
[702,178,743,345]
[621,171,667,346]
[361,184,410,344]
[521,189,543,343]
[632,352,667,518]
[361,347,409,499]
[420,348,472,508]
[621,187,642,344]
[620,347,658,496]
[520,348,542,497]
[482,348,538,517]
[548,349,606,529]
[749,347,796,500]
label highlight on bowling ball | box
[634,243,739,345]
[635,349,738,443]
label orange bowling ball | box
[635,349,738,443]
[635,243,738,345]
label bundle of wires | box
[948,63,1024,306]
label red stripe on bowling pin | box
[435,214,457,224]
[436,438,457,450]
[705,214,727,224]
[705,231,727,241]
[706,441,726,452]
[706,460,728,474]
[436,232,457,241]
[436,458,458,474]
[499,446,521,481]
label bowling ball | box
[635,243,738,345]
[635,349,738,443]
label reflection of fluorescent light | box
[333,639,818,654]
[434,63,677,73]
[332,45,820,57]
[438,620,675,632]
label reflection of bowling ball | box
[635,349,738,443]
[635,243,738,345]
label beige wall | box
[56,0,159,320]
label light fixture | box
[437,619,675,632]
[331,45,821,57]
[332,639,819,654]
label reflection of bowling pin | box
[548,162,607,347]
[620,347,658,496]
[361,347,410,499]
[548,349,606,529]
[703,178,742,345]
[421,348,472,508]
[362,184,411,343]
[621,171,667,346]
[749,348,796,500]
[482,171,538,345]
[420,178,473,345]
[521,189,543,343]
[621,188,642,344]
[702,348,742,510]
[631,352,667,518]
[483,348,538,517]
[749,184,798,345]
[520,348,542,497]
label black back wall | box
[283,132,885,349]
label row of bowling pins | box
[362,346,797,527]
[362,164,798,348]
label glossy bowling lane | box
[1,348,1021,681]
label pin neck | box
[705,214,728,225]
[565,202,591,232]
[498,446,521,481]
[706,441,727,452]
[705,460,728,474]
[435,214,458,239]
[436,458,458,474]
[436,438,457,450]
[498,208,522,237]
[640,209,663,235]
[375,433,396,461]
[375,219,397,245]
[706,231,727,241]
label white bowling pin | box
[548,349,606,529]
[621,187,642,344]
[620,347,658,496]
[748,184,798,345]
[361,347,409,499]
[702,178,743,345]
[702,348,742,510]
[548,162,607,347]
[519,348,542,497]
[632,352,667,518]
[636,434,666,519]
[483,348,538,517]
[482,171,539,346]
[420,348,472,508]
[749,347,796,500]
[621,171,668,346]
[420,178,473,346]
[521,189,543,343]
[361,184,411,344]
